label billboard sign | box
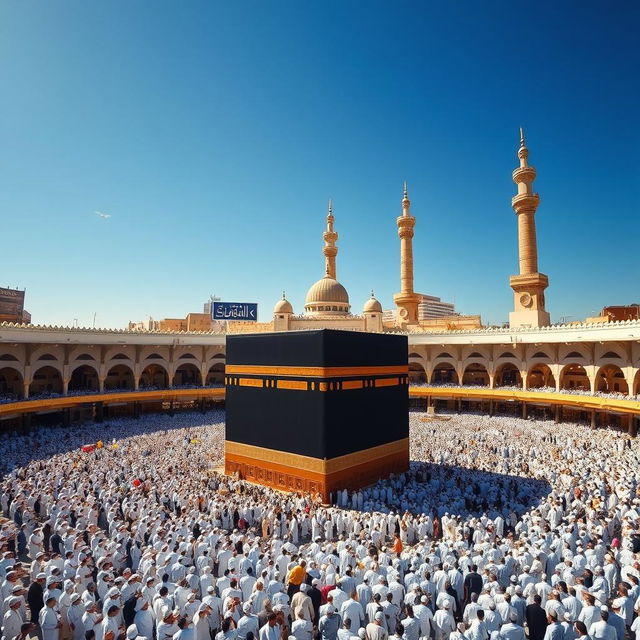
[212,302,258,321]
[0,287,25,318]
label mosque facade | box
[1,132,640,433]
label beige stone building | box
[2,130,639,433]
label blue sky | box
[1,1,638,328]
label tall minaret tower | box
[393,183,421,326]
[508,129,550,327]
[323,199,338,279]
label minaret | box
[393,182,421,325]
[323,199,338,279]
[508,129,550,327]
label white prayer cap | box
[600,605,608,612]
[442,599,451,609]
[84,602,95,611]
[300,583,308,592]
[612,598,624,609]
[71,594,82,603]
[563,613,572,622]
[421,595,428,604]
[12,585,24,593]
[374,612,384,622]
[8,597,20,607]
[243,603,251,613]
[312,579,320,586]
[509,612,518,622]
[37,573,47,580]
[107,587,120,597]
[358,629,366,640]
[207,586,215,593]
[126,625,138,639]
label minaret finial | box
[519,127,525,146]
[328,198,333,215]
[403,181,408,200]
[282,290,286,300]
[371,289,375,297]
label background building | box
[0,287,31,324]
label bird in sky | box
[95,210,111,219]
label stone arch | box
[531,351,551,359]
[206,363,225,385]
[139,364,169,389]
[68,364,99,392]
[0,354,19,361]
[495,362,522,387]
[212,352,226,360]
[432,362,458,385]
[527,363,556,389]
[0,367,23,399]
[596,364,629,394]
[462,362,489,386]
[105,364,135,391]
[408,362,427,384]
[30,366,63,395]
[559,363,590,391]
[179,353,197,359]
[74,353,96,361]
[498,351,518,359]
[37,353,59,361]
[111,353,130,360]
[173,362,202,387]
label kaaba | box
[224,329,409,502]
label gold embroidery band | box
[276,379,308,390]
[225,365,408,378]
[341,380,363,390]
[239,378,263,388]
[224,438,409,475]
[375,378,399,387]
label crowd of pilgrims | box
[1,410,640,640]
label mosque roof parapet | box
[1,318,639,346]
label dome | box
[305,277,350,305]
[273,296,293,314]
[363,295,382,313]
[304,276,350,315]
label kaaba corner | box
[224,329,409,502]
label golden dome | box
[304,277,350,315]
[305,277,350,305]
[363,295,382,313]
[273,296,293,314]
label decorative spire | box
[326,199,334,231]
[323,200,338,279]
[371,289,375,297]
[402,181,410,216]
[518,127,529,167]
[282,290,286,300]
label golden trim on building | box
[238,378,264,388]
[224,437,409,475]
[276,379,308,390]
[225,364,408,378]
